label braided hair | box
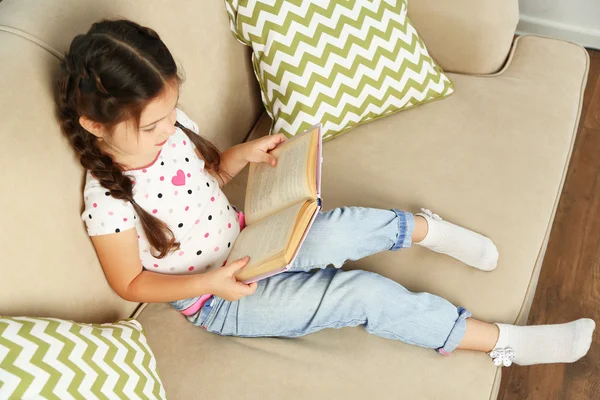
[56,19,223,258]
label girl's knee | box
[339,270,396,299]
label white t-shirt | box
[82,108,241,275]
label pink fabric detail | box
[180,294,213,316]
[238,211,246,229]
[171,169,186,186]
[438,348,450,355]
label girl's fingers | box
[263,154,276,166]
[227,256,250,271]
[238,282,257,295]
[266,134,286,149]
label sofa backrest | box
[0,0,262,323]
[408,0,518,74]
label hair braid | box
[56,19,221,257]
[55,25,186,257]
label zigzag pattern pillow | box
[0,317,166,399]
[225,0,454,140]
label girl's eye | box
[142,125,156,132]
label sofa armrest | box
[408,0,519,75]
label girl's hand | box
[243,134,287,167]
[204,256,258,301]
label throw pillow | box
[225,0,454,140]
[0,317,166,399]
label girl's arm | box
[218,143,252,187]
[217,134,287,187]
[91,228,212,303]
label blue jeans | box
[170,207,471,353]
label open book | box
[228,124,323,283]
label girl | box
[56,19,594,368]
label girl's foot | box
[415,208,498,271]
[492,318,596,366]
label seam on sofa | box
[460,35,590,78]
[131,302,149,319]
[0,25,62,59]
[490,368,502,400]
[243,111,268,142]
[487,37,590,400]
[512,41,590,326]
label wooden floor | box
[498,49,600,400]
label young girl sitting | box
[56,19,594,368]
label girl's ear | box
[79,116,105,139]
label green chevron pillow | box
[225,0,454,140]
[0,317,166,399]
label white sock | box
[492,319,596,366]
[415,208,499,271]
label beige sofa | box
[0,0,589,399]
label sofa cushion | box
[407,0,519,74]
[0,317,165,399]
[225,0,454,140]
[137,36,587,399]
[137,301,495,400]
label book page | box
[245,131,314,225]
[228,201,305,271]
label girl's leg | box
[412,215,429,243]
[193,268,471,353]
[414,208,498,271]
[458,318,499,352]
[456,318,595,367]
[188,268,594,367]
[289,207,498,273]
[288,207,416,272]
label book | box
[228,124,323,283]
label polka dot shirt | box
[81,108,241,275]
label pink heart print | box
[171,169,186,186]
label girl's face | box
[84,81,180,169]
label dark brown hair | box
[56,19,224,258]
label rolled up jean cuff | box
[391,209,415,251]
[437,307,472,354]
